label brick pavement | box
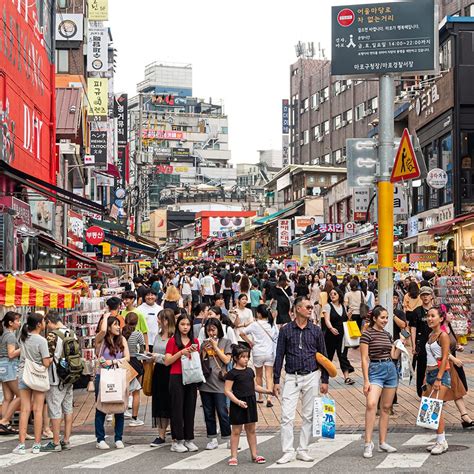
[71,342,474,433]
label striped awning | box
[0,273,81,309]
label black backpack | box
[52,329,85,388]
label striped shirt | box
[360,327,393,360]
[127,331,145,356]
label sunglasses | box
[305,305,314,310]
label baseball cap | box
[419,286,433,296]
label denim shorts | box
[368,360,398,388]
[426,368,451,389]
[0,358,18,382]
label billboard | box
[209,217,245,238]
[295,216,324,236]
[0,1,56,184]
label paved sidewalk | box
[71,342,474,434]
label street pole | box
[136,93,144,234]
[63,158,69,248]
[377,74,394,335]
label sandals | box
[256,400,264,404]
[266,400,274,408]
[253,455,266,464]
[0,424,14,435]
[344,377,355,385]
[228,458,238,466]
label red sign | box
[337,8,355,27]
[0,2,56,184]
[142,130,184,140]
[156,165,173,175]
[85,226,105,245]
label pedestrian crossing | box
[0,432,463,471]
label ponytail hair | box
[0,311,20,336]
[122,312,138,340]
[20,313,44,342]
[256,304,274,327]
[368,305,387,328]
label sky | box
[109,0,386,164]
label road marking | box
[402,434,438,446]
[0,435,18,444]
[163,435,274,470]
[267,434,361,469]
[376,453,430,469]
[0,434,96,468]
[64,443,166,469]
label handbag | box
[181,351,206,385]
[128,356,144,377]
[212,353,228,382]
[23,358,50,392]
[99,367,126,403]
[347,320,361,338]
[416,390,443,430]
[343,321,360,348]
[142,360,154,396]
[313,396,336,439]
[359,291,369,319]
[201,352,212,379]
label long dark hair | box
[122,312,138,340]
[204,317,224,339]
[330,287,344,306]
[240,275,250,293]
[224,273,232,288]
[1,311,20,336]
[256,304,274,327]
[368,305,387,328]
[174,314,193,350]
[104,316,124,357]
[20,313,44,342]
[408,282,419,299]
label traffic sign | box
[390,129,420,183]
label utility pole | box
[377,74,395,335]
[136,92,144,234]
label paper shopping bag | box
[142,361,154,396]
[99,367,126,403]
[313,396,336,439]
[343,322,360,347]
[347,320,362,338]
[416,391,443,430]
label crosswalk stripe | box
[163,435,274,470]
[375,453,431,469]
[402,434,437,446]
[267,434,361,469]
[0,435,18,444]
[64,443,166,469]
[0,434,96,468]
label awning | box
[56,88,82,136]
[89,218,127,233]
[289,228,320,245]
[0,273,81,309]
[38,234,117,275]
[336,245,371,258]
[0,161,105,215]
[103,231,157,256]
[417,231,436,247]
[427,213,474,235]
[253,200,303,225]
[194,239,216,250]
[176,238,202,251]
[23,270,88,291]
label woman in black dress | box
[271,276,293,325]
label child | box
[249,282,263,317]
[224,345,272,466]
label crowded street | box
[0,0,473,473]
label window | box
[56,49,69,73]
[440,39,452,70]
[344,109,353,124]
[321,87,329,102]
[415,184,425,214]
[301,98,309,113]
[333,149,342,163]
[368,97,378,113]
[331,175,339,185]
[322,120,330,135]
[355,103,365,121]
[311,93,320,109]
[292,68,299,76]
[313,125,320,139]
[292,94,299,105]
[426,143,439,209]
[323,153,331,164]
[303,129,309,145]
[440,134,453,204]
[355,80,363,85]
[221,126,228,134]
[334,81,341,95]
[465,4,474,16]
[57,0,69,8]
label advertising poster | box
[295,216,324,236]
[209,217,245,238]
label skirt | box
[152,362,171,427]
[229,395,258,425]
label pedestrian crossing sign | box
[390,128,420,183]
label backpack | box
[52,329,84,388]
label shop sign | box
[393,186,408,215]
[28,198,53,231]
[99,242,111,256]
[353,188,370,219]
[67,211,84,251]
[409,253,437,263]
[278,219,291,247]
[56,14,83,41]
[282,99,290,134]
[154,147,171,155]
[277,173,291,191]
[282,135,289,167]
[87,26,108,72]
[0,197,31,227]
[345,222,356,235]
[156,164,174,174]
[107,277,119,289]
[85,226,105,245]
[87,78,108,120]
[427,168,448,189]
[142,130,184,140]
[195,218,202,238]
[407,216,419,237]
[415,84,440,118]
[174,166,189,173]
[88,0,109,21]
[318,223,345,233]
[172,147,190,158]
[90,131,108,167]
[209,217,245,238]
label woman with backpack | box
[13,313,52,455]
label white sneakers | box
[170,441,188,453]
[378,442,397,453]
[206,439,219,450]
[12,444,26,455]
[115,440,125,449]
[296,451,314,462]
[124,411,132,419]
[184,441,199,452]
[129,418,145,427]
[429,440,448,455]
[96,440,110,450]
[276,452,296,464]
[363,441,374,458]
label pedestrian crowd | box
[0,260,471,464]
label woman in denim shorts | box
[423,306,452,455]
[0,311,21,434]
[360,306,406,459]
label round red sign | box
[85,226,105,245]
[337,8,355,27]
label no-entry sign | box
[337,8,355,27]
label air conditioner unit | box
[365,108,373,116]
[320,96,325,104]
[317,136,323,142]
[313,104,320,111]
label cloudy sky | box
[109,0,387,164]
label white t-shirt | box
[181,277,192,295]
[242,320,278,357]
[137,302,163,346]
[232,307,254,341]
[200,275,215,295]
[191,276,201,291]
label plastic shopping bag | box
[313,396,336,439]
[181,351,206,385]
[99,367,126,403]
[343,322,360,348]
[347,320,361,338]
[416,391,443,430]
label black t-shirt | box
[412,305,430,352]
[393,308,407,341]
[264,278,277,300]
[225,367,255,398]
[295,284,309,298]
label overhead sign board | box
[331,0,437,77]
[391,128,420,183]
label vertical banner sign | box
[114,94,128,186]
[88,0,109,21]
[278,219,291,247]
[282,135,289,167]
[87,78,108,120]
[282,99,290,134]
[90,131,108,168]
[87,26,108,73]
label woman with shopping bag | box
[164,314,200,453]
[422,306,451,455]
[94,316,130,450]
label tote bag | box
[99,367,127,403]
[343,321,360,348]
[181,351,206,385]
[23,358,50,392]
[416,391,443,430]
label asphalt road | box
[0,431,472,473]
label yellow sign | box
[88,0,108,20]
[99,242,111,256]
[87,78,108,118]
[391,128,420,183]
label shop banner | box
[87,78,108,120]
[318,223,344,233]
[90,131,108,168]
[114,94,128,186]
[353,188,370,221]
[278,219,291,247]
[209,217,245,238]
[87,26,108,73]
[295,216,324,236]
[88,0,108,21]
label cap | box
[419,286,433,296]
